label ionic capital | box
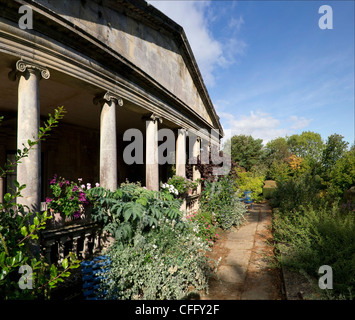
[8,59,50,81]
[142,113,163,124]
[93,91,123,107]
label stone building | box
[0,0,223,215]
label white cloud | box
[148,1,245,87]
[219,110,312,145]
[289,115,312,130]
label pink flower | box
[95,182,100,187]
[46,197,53,203]
[49,174,57,185]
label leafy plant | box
[235,168,265,202]
[100,218,218,300]
[199,176,247,230]
[186,211,219,246]
[46,176,94,218]
[166,175,197,195]
[273,204,355,299]
[86,182,182,246]
[0,108,81,300]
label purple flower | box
[46,197,53,203]
[73,211,81,218]
[49,174,57,185]
[72,186,78,192]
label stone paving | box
[201,202,283,300]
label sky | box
[148,0,354,146]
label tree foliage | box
[223,134,264,171]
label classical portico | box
[0,0,224,213]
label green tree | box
[321,134,349,176]
[328,148,355,199]
[265,137,291,164]
[224,134,264,171]
[287,131,324,170]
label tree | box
[287,131,324,169]
[224,134,264,171]
[321,134,349,174]
[328,148,355,199]
[264,137,291,166]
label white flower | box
[81,184,86,189]
[95,182,100,187]
[86,183,91,190]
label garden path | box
[200,201,283,300]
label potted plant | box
[166,175,197,197]
[45,175,95,228]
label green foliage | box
[100,219,217,300]
[165,175,197,195]
[186,211,219,246]
[273,205,355,299]
[235,169,265,202]
[270,173,324,212]
[46,176,91,218]
[287,131,324,169]
[199,176,247,230]
[264,137,291,165]
[268,159,292,183]
[0,108,80,300]
[87,182,182,246]
[224,134,264,171]
[321,134,349,174]
[328,149,355,199]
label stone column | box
[9,60,50,212]
[144,114,162,191]
[176,129,187,178]
[192,136,202,194]
[94,92,123,191]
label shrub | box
[328,149,355,199]
[235,169,265,202]
[273,204,355,299]
[100,219,217,300]
[86,182,183,246]
[186,211,219,246]
[199,176,247,230]
[270,173,324,212]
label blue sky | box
[149,1,354,146]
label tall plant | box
[0,107,80,300]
